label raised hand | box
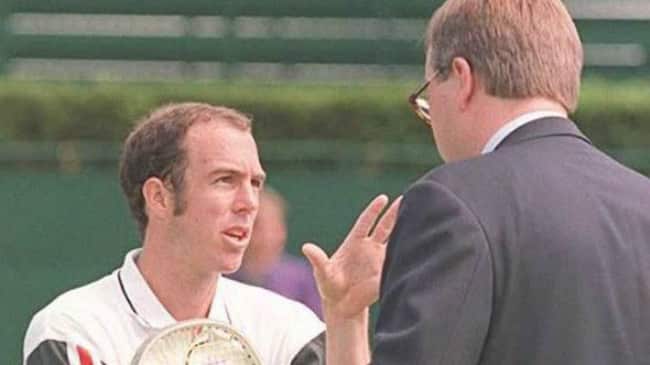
[302,194,402,319]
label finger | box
[348,194,389,239]
[371,195,403,244]
[302,243,330,276]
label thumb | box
[302,242,329,275]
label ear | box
[142,177,173,220]
[450,57,475,111]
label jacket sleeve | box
[373,178,493,365]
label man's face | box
[168,121,265,274]
[425,51,458,162]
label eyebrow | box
[208,168,266,182]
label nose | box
[233,182,258,215]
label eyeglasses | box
[408,79,431,125]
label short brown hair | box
[426,0,583,112]
[119,103,252,237]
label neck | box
[138,232,218,321]
[472,96,567,156]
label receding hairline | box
[142,102,252,131]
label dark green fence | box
[1,1,650,77]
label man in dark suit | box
[369,0,650,364]
[304,0,650,364]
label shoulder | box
[403,150,528,219]
[24,272,122,356]
[425,152,515,192]
[401,157,495,217]
[391,158,501,260]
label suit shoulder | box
[411,153,512,200]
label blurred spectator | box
[230,187,322,318]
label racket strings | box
[185,327,256,364]
[185,339,256,364]
[136,324,259,365]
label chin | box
[220,266,240,275]
[219,257,244,274]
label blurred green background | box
[2,1,650,364]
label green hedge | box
[1,78,649,148]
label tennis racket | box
[130,319,262,365]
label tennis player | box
[23,103,400,365]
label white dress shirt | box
[482,110,567,154]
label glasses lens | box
[413,98,430,123]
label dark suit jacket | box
[373,117,650,364]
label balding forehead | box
[184,121,256,155]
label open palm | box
[303,195,401,319]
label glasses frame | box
[408,79,432,125]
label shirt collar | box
[481,110,567,154]
[119,248,230,329]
